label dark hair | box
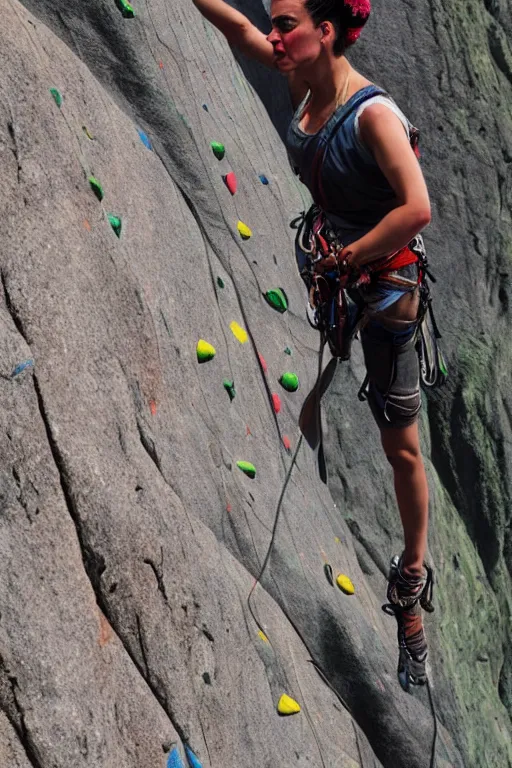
[304,0,371,56]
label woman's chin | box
[274,56,293,71]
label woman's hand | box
[313,246,357,275]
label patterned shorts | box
[357,263,421,429]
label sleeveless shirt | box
[286,84,411,247]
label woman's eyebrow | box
[271,14,297,23]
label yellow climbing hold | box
[258,630,269,643]
[336,574,355,595]
[237,221,252,240]
[229,321,248,344]
[196,339,216,363]
[277,694,301,715]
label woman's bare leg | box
[380,422,429,575]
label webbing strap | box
[369,246,419,276]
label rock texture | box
[0,0,510,767]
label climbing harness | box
[291,205,367,361]
[412,235,449,389]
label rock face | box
[0,0,510,767]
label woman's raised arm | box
[191,0,275,67]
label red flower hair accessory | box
[344,0,371,18]
[343,0,371,45]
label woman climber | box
[192,0,436,690]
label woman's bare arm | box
[345,105,431,266]
[191,0,275,66]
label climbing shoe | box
[382,554,434,691]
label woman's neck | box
[305,56,352,109]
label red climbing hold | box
[149,399,157,416]
[223,172,237,195]
[258,353,268,373]
[272,393,281,414]
[226,503,232,513]
[282,435,291,452]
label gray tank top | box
[286,84,412,246]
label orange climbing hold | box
[282,435,291,451]
[149,399,157,416]
[258,353,267,373]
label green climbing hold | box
[323,563,334,586]
[279,372,299,392]
[217,277,225,289]
[284,347,292,356]
[115,0,135,18]
[88,176,104,201]
[108,214,122,238]
[236,461,256,479]
[264,288,288,313]
[211,141,225,160]
[49,88,62,107]
[223,380,236,401]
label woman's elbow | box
[412,203,431,232]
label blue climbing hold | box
[259,174,269,185]
[11,359,34,378]
[167,746,185,768]
[202,104,209,112]
[184,744,203,768]
[137,129,152,150]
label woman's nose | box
[266,28,280,44]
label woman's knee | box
[384,443,421,473]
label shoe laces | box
[382,561,435,616]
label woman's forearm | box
[347,203,431,266]
[191,0,274,66]
[191,0,249,41]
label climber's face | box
[267,0,323,72]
